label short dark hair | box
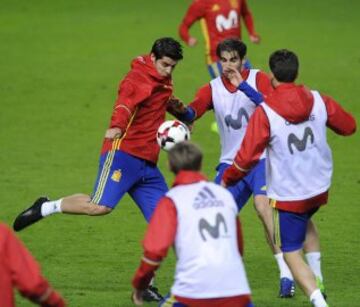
[151,37,183,61]
[168,141,202,174]
[216,38,247,60]
[269,49,299,82]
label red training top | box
[0,223,65,307]
[179,0,258,63]
[101,55,175,164]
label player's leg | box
[275,208,327,306]
[214,163,252,211]
[128,162,168,302]
[304,220,326,297]
[246,159,295,297]
[13,150,141,231]
[129,162,168,222]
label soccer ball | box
[157,120,190,151]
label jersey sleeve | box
[132,197,177,290]
[2,224,65,306]
[255,71,273,97]
[241,0,257,36]
[321,94,357,135]
[222,106,270,185]
[110,77,152,131]
[188,84,213,120]
[178,0,206,43]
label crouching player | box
[131,142,253,307]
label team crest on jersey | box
[229,0,239,9]
[212,4,220,11]
[111,169,122,182]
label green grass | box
[1,0,359,306]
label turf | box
[1,0,359,306]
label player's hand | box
[105,127,122,139]
[220,180,227,188]
[168,96,186,114]
[188,37,197,47]
[227,67,243,88]
[131,289,144,306]
[249,34,261,44]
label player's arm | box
[2,224,65,306]
[241,0,260,43]
[106,78,151,139]
[131,197,177,303]
[222,107,270,186]
[321,94,356,135]
[236,218,244,256]
[178,0,206,46]
[229,68,264,104]
[168,84,213,124]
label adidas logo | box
[193,186,224,209]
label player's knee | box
[87,204,112,216]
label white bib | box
[261,91,332,201]
[166,181,251,298]
[211,70,264,164]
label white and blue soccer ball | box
[157,120,191,151]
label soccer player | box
[177,38,296,297]
[179,0,260,79]
[0,223,65,307]
[13,37,186,302]
[222,49,356,307]
[131,142,253,307]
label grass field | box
[1,0,360,306]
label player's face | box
[151,54,178,78]
[220,51,242,78]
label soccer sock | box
[306,252,323,282]
[40,199,63,217]
[274,253,293,280]
[310,289,327,307]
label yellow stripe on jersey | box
[200,18,212,64]
[92,108,138,204]
[159,294,177,307]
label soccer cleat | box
[316,277,327,300]
[142,285,163,302]
[13,197,49,231]
[279,277,295,298]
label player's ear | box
[150,53,156,63]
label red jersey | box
[101,55,175,164]
[222,83,357,213]
[188,69,272,117]
[0,223,65,307]
[179,0,258,63]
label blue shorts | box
[91,150,168,222]
[208,59,252,79]
[214,159,267,211]
[274,207,319,252]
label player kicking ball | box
[13,37,189,303]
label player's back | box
[200,0,244,61]
[166,181,251,299]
